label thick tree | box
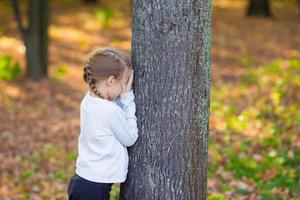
[12,0,49,80]
[247,0,272,16]
[120,0,212,199]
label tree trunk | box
[247,0,271,16]
[11,0,49,80]
[120,0,212,199]
[26,0,49,80]
[83,0,98,4]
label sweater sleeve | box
[108,90,138,147]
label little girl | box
[67,47,139,200]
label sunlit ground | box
[0,0,299,199]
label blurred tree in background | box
[247,0,271,16]
[11,0,49,80]
[83,0,98,4]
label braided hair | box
[83,66,104,98]
[83,47,132,99]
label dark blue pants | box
[67,173,113,200]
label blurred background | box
[0,0,299,199]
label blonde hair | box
[83,47,132,98]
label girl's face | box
[107,67,131,101]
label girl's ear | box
[107,75,116,85]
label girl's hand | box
[122,69,134,93]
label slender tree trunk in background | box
[12,0,49,80]
[120,0,212,199]
[26,0,49,79]
[83,0,98,4]
[247,0,271,16]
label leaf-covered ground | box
[209,58,300,199]
[0,0,299,199]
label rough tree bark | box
[247,0,272,16]
[120,0,212,199]
[12,0,49,80]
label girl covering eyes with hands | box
[67,47,138,200]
